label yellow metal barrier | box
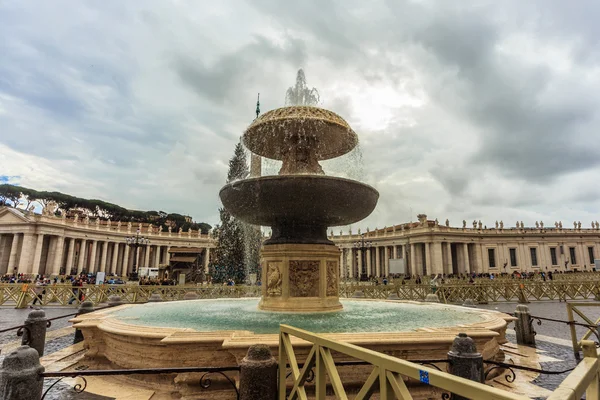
[566,303,600,356]
[547,341,600,400]
[278,324,529,400]
[280,325,600,399]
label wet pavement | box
[0,306,111,399]
[478,300,600,342]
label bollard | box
[514,304,536,346]
[0,345,45,400]
[148,292,163,302]
[424,293,440,303]
[447,333,483,400]
[239,344,277,400]
[183,292,199,300]
[74,301,95,344]
[352,290,365,298]
[108,295,124,307]
[20,309,48,357]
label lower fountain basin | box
[219,175,379,244]
[109,299,486,333]
[73,299,513,398]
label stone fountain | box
[68,73,514,399]
[219,106,379,312]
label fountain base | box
[258,243,342,312]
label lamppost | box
[125,229,150,281]
[353,233,373,281]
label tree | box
[210,141,261,283]
[285,69,320,106]
[227,141,249,183]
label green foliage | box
[0,184,211,232]
[227,141,249,183]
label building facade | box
[332,215,600,278]
[2,206,599,279]
[0,207,215,277]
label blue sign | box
[419,370,429,384]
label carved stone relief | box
[326,261,338,296]
[289,260,319,297]
[266,262,282,297]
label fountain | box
[220,104,378,312]
[70,72,514,398]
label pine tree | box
[210,141,261,283]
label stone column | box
[239,344,277,400]
[89,240,98,272]
[30,234,44,275]
[447,333,483,400]
[514,305,536,346]
[166,246,171,264]
[375,246,381,277]
[17,233,34,275]
[357,249,363,277]
[463,243,470,274]
[445,242,453,274]
[122,245,130,276]
[8,234,20,275]
[100,241,108,272]
[473,244,483,274]
[410,243,420,276]
[144,244,150,267]
[65,238,75,274]
[21,309,48,356]
[424,242,431,275]
[76,240,86,274]
[366,248,372,276]
[153,245,160,268]
[51,236,65,276]
[432,242,443,274]
[203,248,209,273]
[384,247,390,276]
[0,346,45,400]
[111,243,119,274]
[393,245,398,259]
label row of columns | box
[340,240,600,278]
[340,242,475,278]
[0,233,210,277]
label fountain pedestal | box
[258,243,342,312]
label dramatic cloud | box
[1,0,599,229]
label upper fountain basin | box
[244,106,358,161]
[219,175,379,227]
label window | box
[550,247,558,265]
[509,248,518,267]
[488,248,496,268]
[569,247,577,265]
[530,248,538,266]
[589,247,595,265]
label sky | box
[1,0,600,231]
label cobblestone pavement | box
[478,300,600,342]
[0,306,110,399]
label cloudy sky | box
[1,0,600,231]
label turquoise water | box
[112,299,486,334]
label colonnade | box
[337,238,600,278]
[338,242,474,278]
[0,232,211,277]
